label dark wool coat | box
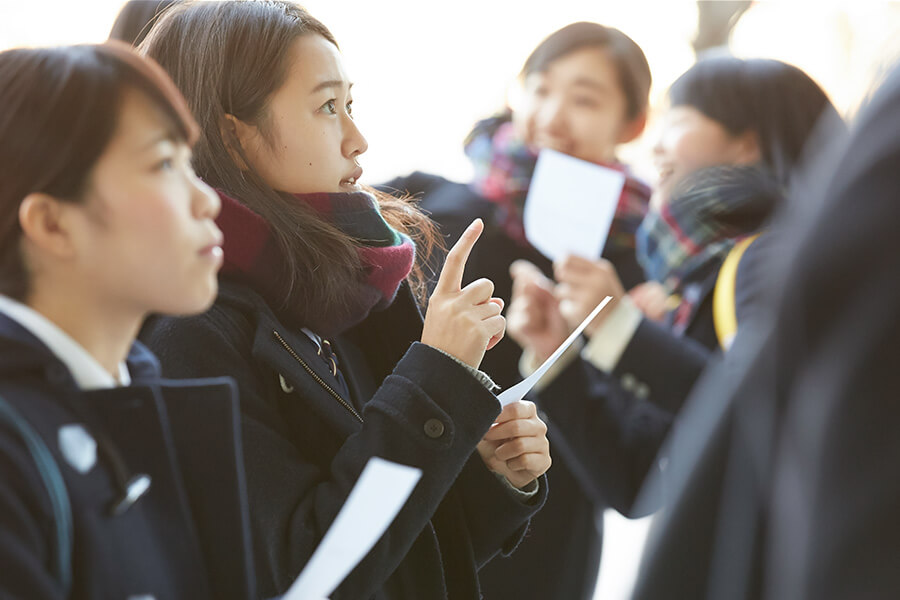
[141,280,546,600]
[0,314,256,600]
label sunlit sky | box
[2,1,900,185]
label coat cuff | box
[582,296,643,372]
[432,347,500,393]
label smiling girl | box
[139,2,551,599]
[0,42,256,599]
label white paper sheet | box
[282,457,422,600]
[523,149,626,261]
[497,296,613,407]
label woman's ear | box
[18,193,77,260]
[220,113,254,171]
[617,111,648,145]
[734,130,762,165]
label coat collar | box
[0,313,161,390]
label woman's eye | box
[155,158,174,171]
[322,100,337,115]
[574,97,600,108]
[346,100,353,116]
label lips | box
[655,164,675,187]
[199,232,224,259]
[340,165,363,188]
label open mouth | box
[340,166,363,189]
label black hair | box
[520,21,652,120]
[669,57,839,184]
[0,42,198,300]
[109,0,180,47]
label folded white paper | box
[524,149,626,261]
[497,296,613,407]
[283,457,422,600]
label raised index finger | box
[434,219,483,294]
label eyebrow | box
[571,77,610,94]
[310,79,354,94]
[136,130,179,153]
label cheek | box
[670,130,724,172]
[511,106,537,144]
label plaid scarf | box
[464,113,651,253]
[636,165,782,330]
[215,189,415,336]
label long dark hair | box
[669,57,840,185]
[141,0,438,311]
[0,42,198,300]
[520,21,652,120]
[109,0,180,47]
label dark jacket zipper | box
[272,330,363,423]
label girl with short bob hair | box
[139,2,552,598]
[0,42,256,599]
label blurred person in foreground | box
[633,60,900,600]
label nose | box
[342,114,368,159]
[191,175,221,221]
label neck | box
[26,283,141,380]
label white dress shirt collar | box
[0,295,131,390]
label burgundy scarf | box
[215,189,415,336]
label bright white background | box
[3,1,900,598]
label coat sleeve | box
[0,422,65,599]
[613,318,712,414]
[531,356,674,517]
[143,310,514,598]
[451,452,547,568]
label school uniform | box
[141,187,547,600]
[0,297,256,600]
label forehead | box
[528,46,619,88]
[281,33,348,94]
[105,87,177,153]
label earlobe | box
[617,111,648,145]
[736,131,762,165]
[18,193,76,259]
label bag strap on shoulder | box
[0,395,72,595]
[713,233,761,350]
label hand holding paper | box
[506,260,571,362]
[554,256,625,336]
[478,400,551,489]
[497,296,612,406]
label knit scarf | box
[215,189,415,336]
[463,113,651,252]
[636,165,783,295]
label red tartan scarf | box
[215,189,415,336]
